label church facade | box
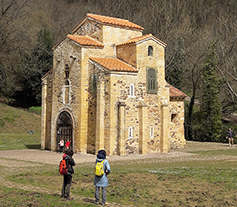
[41,14,186,155]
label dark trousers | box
[95,186,106,204]
[59,146,64,153]
[61,173,72,198]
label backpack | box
[95,160,105,177]
[59,159,68,175]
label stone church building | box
[41,13,186,155]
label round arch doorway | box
[56,111,73,152]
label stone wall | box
[42,15,186,155]
[169,98,186,149]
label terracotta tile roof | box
[169,84,187,98]
[118,34,167,47]
[89,57,137,72]
[72,13,144,32]
[67,34,104,47]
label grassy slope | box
[0,103,41,150]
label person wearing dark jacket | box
[61,149,75,200]
[226,128,237,147]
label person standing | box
[59,139,64,153]
[61,149,75,200]
[65,140,71,149]
[94,150,111,206]
[226,128,237,147]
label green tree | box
[16,29,53,106]
[201,42,222,142]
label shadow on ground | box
[25,144,41,149]
[83,197,97,205]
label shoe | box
[65,196,74,200]
[95,200,100,205]
[100,202,108,206]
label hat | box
[97,150,106,159]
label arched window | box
[64,65,70,104]
[129,84,134,96]
[90,74,97,93]
[65,80,69,85]
[148,46,153,56]
[65,64,69,78]
[147,68,157,94]
[64,82,70,105]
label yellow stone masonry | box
[41,14,186,155]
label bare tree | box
[0,0,29,97]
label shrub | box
[29,106,41,115]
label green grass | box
[0,102,41,134]
[6,158,237,207]
[0,102,41,150]
[0,133,41,150]
[191,148,237,156]
[0,186,95,207]
[29,106,42,115]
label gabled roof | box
[89,57,137,72]
[169,84,187,98]
[42,68,53,80]
[72,13,144,33]
[117,34,167,47]
[52,34,104,50]
[67,34,104,47]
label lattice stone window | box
[65,64,69,78]
[147,68,157,94]
[128,127,133,138]
[150,127,154,138]
[90,74,97,93]
[148,46,153,56]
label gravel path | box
[0,141,234,165]
[0,149,195,165]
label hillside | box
[0,103,41,134]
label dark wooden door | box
[56,111,73,151]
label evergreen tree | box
[201,42,222,142]
[16,29,53,106]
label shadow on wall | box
[25,144,41,149]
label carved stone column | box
[139,100,148,154]
[118,101,126,155]
[41,80,47,150]
[95,73,105,153]
[160,99,170,153]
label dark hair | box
[65,149,74,156]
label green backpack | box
[95,160,105,176]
